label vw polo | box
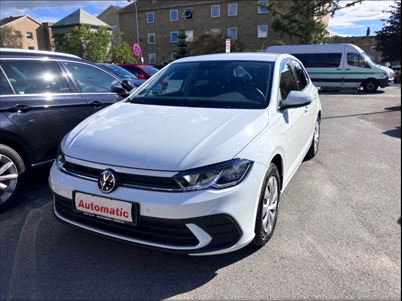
[49,53,322,255]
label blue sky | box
[0,0,396,37]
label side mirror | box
[137,73,146,79]
[121,79,136,91]
[111,83,129,96]
[280,91,313,110]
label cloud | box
[0,1,128,21]
[329,0,394,28]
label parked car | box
[50,53,322,255]
[118,64,159,79]
[96,63,146,88]
[0,48,134,209]
[267,43,394,93]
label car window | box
[141,65,159,76]
[292,53,342,68]
[291,60,309,90]
[279,60,298,100]
[121,66,142,77]
[99,64,138,79]
[0,69,13,95]
[63,62,120,93]
[1,60,71,95]
[130,60,274,109]
[347,53,371,69]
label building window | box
[170,9,178,21]
[183,8,193,20]
[185,30,194,42]
[148,33,156,44]
[211,5,220,18]
[147,12,155,23]
[228,3,238,16]
[257,25,268,38]
[228,27,237,39]
[26,32,33,39]
[258,0,269,14]
[170,31,179,43]
[211,28,221,34]
[148,53,156,64]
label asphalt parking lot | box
[1,85,400,300]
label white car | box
[49,53,322,255]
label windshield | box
[128,61,274,109]
[142,65,159,76]
[99,64,138,79]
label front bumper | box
[379,77,393,88]
[49,161,267,255]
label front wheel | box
[362,79,379,93]
[0,144,25,210]
[253,163,281,247]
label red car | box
[118,64,159,79]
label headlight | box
[56,146,65,170]
[174,159,253,191]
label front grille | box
[62,161,181,191]
[55,195,199,247]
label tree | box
[260,0,364,44]
[110,33,136,63]
[188,32,243,55]
[175,29,188,59]
[366,27,371,37]
[0,25,22,48]
[376,1,401,63]
[54,25,112,62]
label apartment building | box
[118,0,328,65]
[0,15,53,50]
[98,5,122,33]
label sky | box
[0,0,397,37]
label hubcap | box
[0,154,19,204]
[262,176,279,235]
[314,120,320,154]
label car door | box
[291,59,318,146]
[61,61,125,113]
[343,52,373,89]
[277,60,307,174]
[0,59,92,164]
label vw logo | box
[98,169,118,193]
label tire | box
[305,116,321,160]
[0,144,25,210]
[253,163,281,247]
[362,79,379,93]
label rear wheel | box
[0,144,25,210]
[362,79,379,93]
[305,117,321,160]
[253,164,281,247]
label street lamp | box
[127,0,143,63]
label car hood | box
[63,102,268,171]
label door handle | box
[345,68,351,71]
[11,104,31,113]
[89,101,103,109]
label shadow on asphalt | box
[2,167,261,300]
[319,89,385,95]
[383,127,401,138]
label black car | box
[0,48,133,209]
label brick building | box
[118,0,329,65]
[98,5,122,33]
[0,15,53,50]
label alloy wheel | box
[262,176,279,235]
[0,154,19,204]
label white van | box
[267,44,394,92]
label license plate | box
[74,192,136,225]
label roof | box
[0,48,81,59]
[175,53,284,63]
[98,5,121,18]
[53,9,111,28]
[119,0,219,14]
[0,15,42,27]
